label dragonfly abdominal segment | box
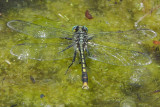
[7,20,157,89]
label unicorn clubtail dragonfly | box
[7,20,157,89]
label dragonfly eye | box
[72,26,79,32]
[82,26,88,32]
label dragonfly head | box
[72,26,88,33]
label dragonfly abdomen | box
[79,46,89,89]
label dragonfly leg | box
[78,57,81,64]
[65,50,77,74]
[86,48,90,56]
[60,37,72,40]
[88,36,93,40]
[59,43,74,53]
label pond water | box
[0,0,160,107]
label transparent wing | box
[10,43,74,61]
[89,29,157,45]
[88,42,151,66]
[7,20,73,38]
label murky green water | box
[0,0,160,107]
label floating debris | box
[5,59,11,65]
[2,77,5,85]
[152,90,160,94]
[10,104,17,107]
[153,40,160,45]
[30,75,35,84]
[85,10,93,19]
[135,4,160,27]
[40,94,45,98]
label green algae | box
[0,0,160,106]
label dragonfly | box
[7,20,157,89]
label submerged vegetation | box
[0,0,160,106]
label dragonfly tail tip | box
[82,82,89,89]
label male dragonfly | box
[7,20,157,89]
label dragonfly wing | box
[10,43,74,61]
[89,29,157,45]
[88,42,151,66]
[7,20,73,38]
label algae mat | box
[0,0,160,107]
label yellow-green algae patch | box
[0,0,160,106]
